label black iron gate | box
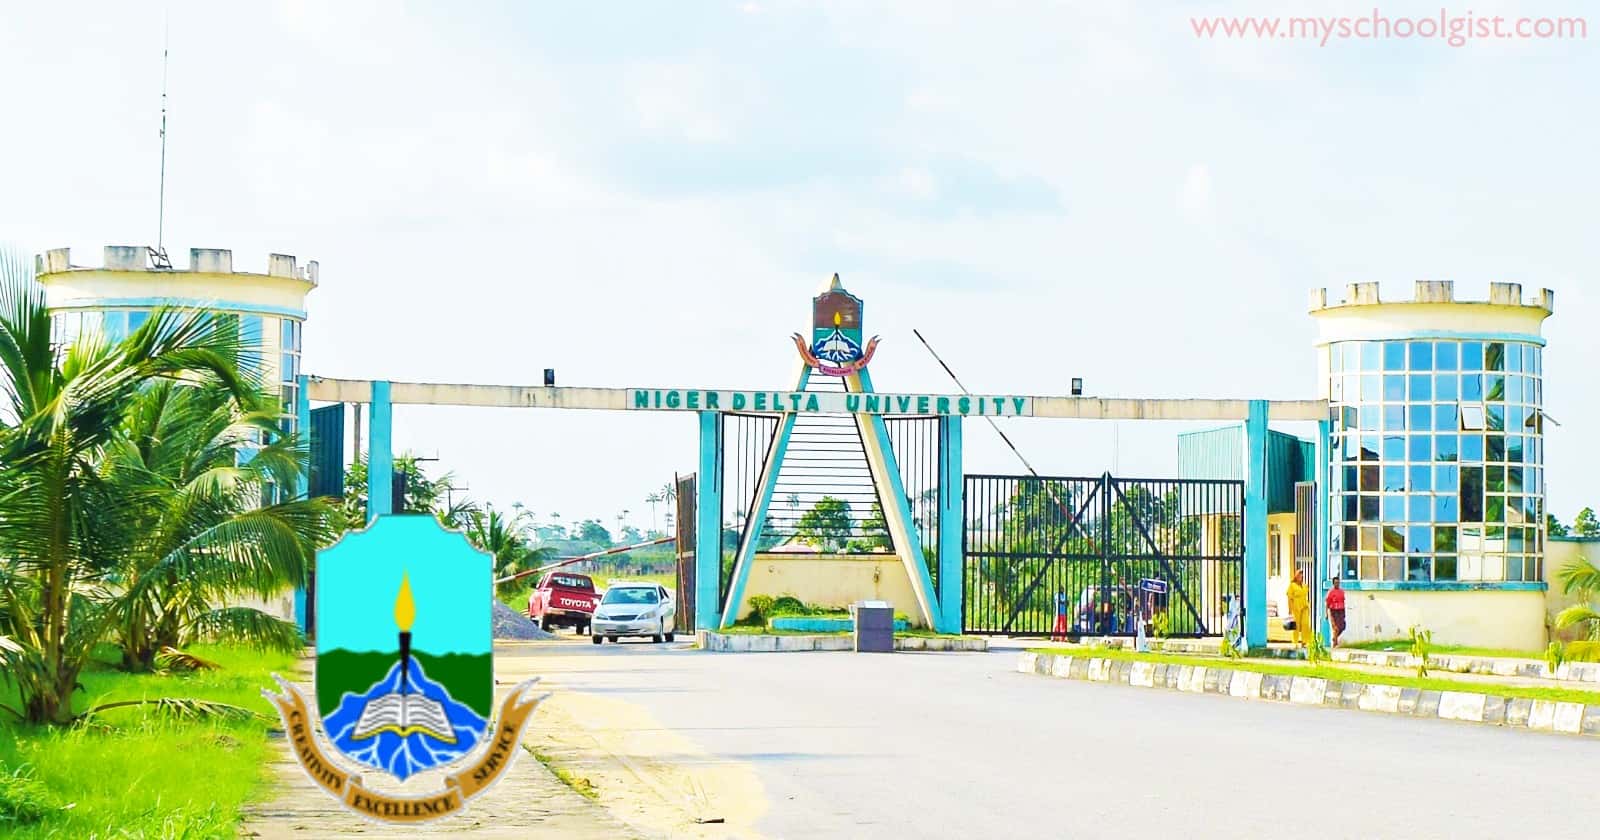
[674,472,698,632]
[963,473,1243,637]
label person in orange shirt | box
[1325,575,1347,646]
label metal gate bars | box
[963,473,1244,637]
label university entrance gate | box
[962,473,1244,638]
[299,276,1327,647]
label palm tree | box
[104,381,340,671]
[0,248,273,723]
[1556,555,1600,660]
[466,504,554,587]
[645,492,662,533]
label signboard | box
[628,388,1032,417]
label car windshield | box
[549,574,590,590]
[601,587,659,605]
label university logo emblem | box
[264,515,543,823]
[793,274,880,375]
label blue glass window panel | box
[1407,556,1432,582]
[1330,376,1344,401]
[1435,555,1457,581]
[1462,435,1484,461]
[1409,404,1432,431]
[1383,376,1405,401]
[1434,494,1459,522]
[1383,435,1405,460]
[1409,435,1432,461]
[1359,406,1378,431]
[1408,374,1431,401]
[1487,435,1505,461]
[1486,342,1505,371]
[1433,405,1457,432]
[1383,342,1406,371]
[1486,375,1505,402]
[102,311,129,341]
[1506,375,1523,403]
[1343,466,1359,492]
[1361,375,1380,400]
[128,310,149,332]
[1330,347,1343,373]
[1343,494,1359,520]
[1383,405,1405,431]
[1342,434,1359,460]
[281,318,301,351]
[1341,406,1357,432]
[1409,465,1432,491]
[1408,525,1431,550]
[1360,465,1379,491]
[1360,496,1379,522]
[1409,495,1432,522]
[1382,494,1406,521]
[1461,375,1483,401]
[1507,497,1525,528]
[1530,346,1541,375]
[1382,466,1406,492]
[1435,527,1457,552]
[1486,405,1504,431]
[1487,495,1504,523]
[1361,342,1381,370]
[1462,342,1484,371]
[1383,524,1405,552]
[1409,341,1433,370]
[1361,436,1380,461]
[1507,435,1524,463]
[1434,373,1457,401]
[1343,343,1361,371]
[1435,434,1459,461]
[1435,464,1459,487]
[1435,342,1458,371]
[1344,555,1360,579]
[1507,405,1525,432]
[1506,343,1523,372]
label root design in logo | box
[264,515,544,823]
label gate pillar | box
[937,416,964,634]
[1244,399,1268,648]
[695,411,724,631]
[1315,417,1332,646]
[367,380,394,523]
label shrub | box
[746,595,777,624]
[0,764,58,825]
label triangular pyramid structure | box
[719,276,940,628]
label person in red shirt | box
[1325,575,1347,646]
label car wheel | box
[665,630,675,642]
[591,635,602,645]
[539,617,551,632]
[653,622,664,644]
[608,635,619,643]
[578,624,589,636]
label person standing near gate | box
[1051,590,1068,641]
[1286,569,1311,649]
[1325,575,1347,646]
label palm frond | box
[186,607,304,653]
[85,697,264,722]
[154,646,221,671]
[1554,604,1600,639]
[1557,556,1600,599]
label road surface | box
[503,640,1598,839]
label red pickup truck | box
[527,572,601,634]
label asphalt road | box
[509,641,1599,839]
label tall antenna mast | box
[152,16,172,268]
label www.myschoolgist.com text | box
[1192,9,1587,48]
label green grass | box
[0,643,295,838]
[1345,640,1547,660]
[1025,646,1600,706]
[525,746,597,800]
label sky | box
[2,1,1597,531]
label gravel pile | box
[492,599,558,641]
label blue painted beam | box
[293,374,312,632]
[1244,399,1268,648]
[937,416,964,634]
[857,368,939,628]
[1316,417,1332,646]
[695,411,724,631]
[367,380,393,523]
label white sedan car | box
[591,583,676,644]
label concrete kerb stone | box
[701,632,982,653]
[1019,652,1600,740]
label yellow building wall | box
[1339,589,1546,650]
[731,553,926,627]
[1545,539,1600,642]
